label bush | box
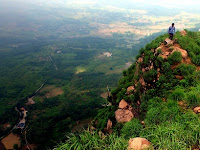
[162,62,171,73]
[174,64,196,76]
[143,69,157,83]
[192,54,200,66]
[167,51,182,65]
[186,91,200,107]
[170,88,185,101]
[121,119,143,138]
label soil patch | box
[1,133,21,150]
[40,85,64,99]
[100,92,111,99]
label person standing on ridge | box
[168,23,175,40]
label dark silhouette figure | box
[168,23,175,40]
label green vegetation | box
[167,51,182,65]
[55,30,200,150]
[53,130,128,150]
[0,19,166,148]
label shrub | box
[167,51,182,65]
[162,62,171,73]
[186,91,200,107]
[155,56,163,68]
[143,69,157,83]
[157,49,162,54]
[170,88,185,101]
[174,64,196,76]
[185,85,200,107]
[121,119,143,138]
[192,54,200,66]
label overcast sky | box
[65,0,200,8]
[2,0,200,7]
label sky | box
[64,0,200,8]
[1,0,200,11]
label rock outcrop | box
[106,119,112,134]
[194,107,200,114]
[180,30,187,36]
[172,47,188,59]
[115,109,134,123]
[137,57,143,63]
[127,86,135,95]
[164,38,174,46]
[115,99,134,123]
[128,137,152,150]
[119,99,128,109]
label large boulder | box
[172,47,188,59]
[107,119,112,134]
[194,107,200,114]
[119,99,128,109]
[128,137,152,150]
[164,38,174,46]
[115,109,134,123]
[127,86,135,94]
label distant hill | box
[54,30,200,150]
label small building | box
[17,123,25,129]
[103,52,112,57]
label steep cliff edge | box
[54,30,200,150]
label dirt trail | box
[157,39,200,71]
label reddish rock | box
[172,47,188,59]
[115,109,134,123]
[128,137,152,150]
[127,86,135,94]
[180,30,187,36]
[164,38,174,46]
[159,51,170,59]
[107,119,112,134]
[175,75,184,80]
[137,57,143,63]
[194,107,200,114]
[119,99,128,109]
[139,77,145,87]
[141,121,145,125]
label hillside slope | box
[54,30,200,150]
